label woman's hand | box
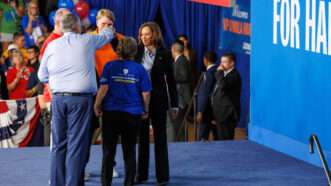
[94,103,103,117]
[141,112,149,120]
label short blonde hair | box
[96,9,115,22]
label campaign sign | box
[250,0,331,166]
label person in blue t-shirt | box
[94,37,151,186]
[21,1,47,47]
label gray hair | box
[117,37,138,60]
[60,13,81,33]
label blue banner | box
[251,0,331,166]
[219,0,250,55]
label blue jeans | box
[50,95,93,186]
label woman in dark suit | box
[177,34,198,88]
[135,22,178,186]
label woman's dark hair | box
[138,22,164,47]
[177,34,191,49]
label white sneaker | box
[112,168,119,178]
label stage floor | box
[0,140,326,186]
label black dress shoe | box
[133,177,147,185]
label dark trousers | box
[172,106,187,141]
[102,111,140,186]
[199,122,218,140]
[50,95,93,186]
[199,105,218,140]
[137,109,169,183]
[216,117,237,140]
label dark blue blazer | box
[197,65,217,112]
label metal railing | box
[309,134,331,186]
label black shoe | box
[133,177,147,185]
[156,181,168,186]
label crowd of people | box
[0,1,242,186]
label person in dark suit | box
[211,53,242,140]
[171,40,192,140]
[197,51,218,141]
[0,70,8,99]
[177,34,198,89]
[135,22,178,186]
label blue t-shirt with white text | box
[100,60,152,115]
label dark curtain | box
[160,0,222,71]
[87,0,160,37]
[87,0,221,70]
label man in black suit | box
[212,53,242,140]
[171,40,192,140]
[197,51,218,141]
[135,22,178,186]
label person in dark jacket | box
[171,40,192,140]
[0,70,8,99]
[211,53,242,140]
[197,51,218,141]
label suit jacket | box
[174,55,192,108]
[136,45,178,112]
[186,48,199,87]
[197,65,217,113]
[211,68,242,123]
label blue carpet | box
[0,141,327,186]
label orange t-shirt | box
[91,30,124,76]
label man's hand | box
[217,64,224,71]
[197,112,203,124]
[170,109,178,120]
[100,24,114,33]
[94,103,103,117]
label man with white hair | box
[38,8,70,146]
[38,13,114,186]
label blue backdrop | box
[251,0,331,166]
